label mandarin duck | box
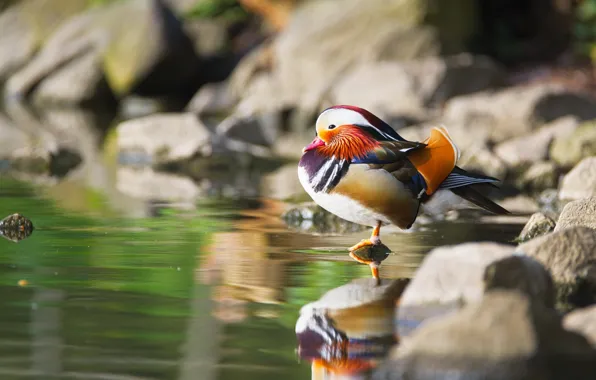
[298,105,509,279]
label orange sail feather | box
[407,127,459,195]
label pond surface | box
[0,175,523,380]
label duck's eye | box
[328,124,337,130]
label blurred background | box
[0,0,595,379]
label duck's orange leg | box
[349,222,381,251]
[348,221,382,280]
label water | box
[0,172,525,380]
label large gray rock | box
[551,121,596,168]
[116,113,212,165]
[376,291,596,380]
[517,226,596,307]
[494,116,578,169]
[231,0,471,115]
[443,84,596,143]
[397,243,516,336]
[273,0,435,109]
[564,305,596,347]
[0,0,87,82]
[329,54,503,120]
[555,196,596,231]
[517,212,557,243]
[559,157,596,201]
[483,255,555,308]
[5,0,200,104]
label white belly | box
[298,166,392,227]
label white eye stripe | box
[317,108,401,141]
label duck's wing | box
[352,127,459,196]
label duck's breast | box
[298,162,419,228]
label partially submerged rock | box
[559,157,596,201]
[0,112,55,174]
[555,196,596,231]
[396,242,517,336]
[116,113,212,165]
[282,202,367,235]
[516,212,557,243]
[116,166,205,202]
[376,291,596,380]
[517,226,596,308]
[0,213,34,242]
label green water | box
[0,176,523,380]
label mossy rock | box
[550,121,596,168]
[21,0,88,48]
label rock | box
[494,116,578,169]
[0,213,34,242]
[376,291,596,380]
[516,161,559,192]
[559,157,596,201]
[555,196,596,231]
[550,121,596,169]
[517,226,596,308]
[517,212,557,243]
[186,82,236,115]
[0,112,54,173]
[483,255,555,308]
[0,4,35,82]
[214,112,278,148]
[564,305,596,347]
[233,0,444,114]
[281,202,367,235]
[182,18,229,56]
[0,0,87,82]
[397,242,516,336]
[274,0,436,109]
[5,0,201,104]
[262,163,307,201]
[116,113,213,165]
[497,195,539,214]
[443,84,596,143]
[116,167,204,202]
[329,54,503,120]
[32,50,108,105]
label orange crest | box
[318,125,380,161]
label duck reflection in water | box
[296,278,409,379]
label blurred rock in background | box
[0,0,593,223]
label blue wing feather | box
[439,167,500,190]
